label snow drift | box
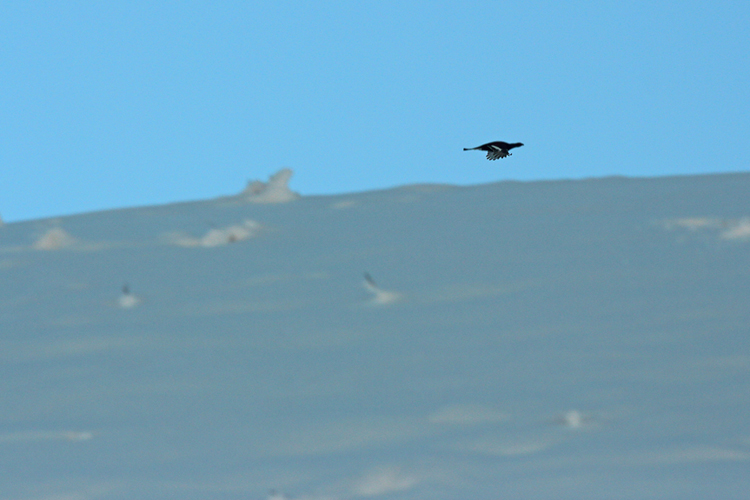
[1,172,750,500]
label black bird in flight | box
[464,141,524,160]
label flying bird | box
[464,141,524,160]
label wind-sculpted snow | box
[29,226,112,251]
[117,284,142,309]
[351,466,419,497]
[242,168,300,204]
[660,216,750,240]
[1,173,750,500]
[32,226,80,250]
[361,273,402,306]
[164,219,262,247]
[720,218,750,239]
[0,430,96,443]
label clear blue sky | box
[2,1,748,222]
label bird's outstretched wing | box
[486,147,510,160]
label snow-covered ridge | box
[1,171,750,499]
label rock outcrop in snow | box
[362,272,402,305]
[720,218,750,240]
[166,220,262,248]
[118,284,142,309]
[242,168,300,204]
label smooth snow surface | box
[1,173,750,499]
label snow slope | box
[1,172,749,499]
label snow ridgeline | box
[27,169,299,252]
[22,169,300,311]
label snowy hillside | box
[1,172,749,500]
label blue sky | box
[1,1,748,222]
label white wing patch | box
[486,146,509,160]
